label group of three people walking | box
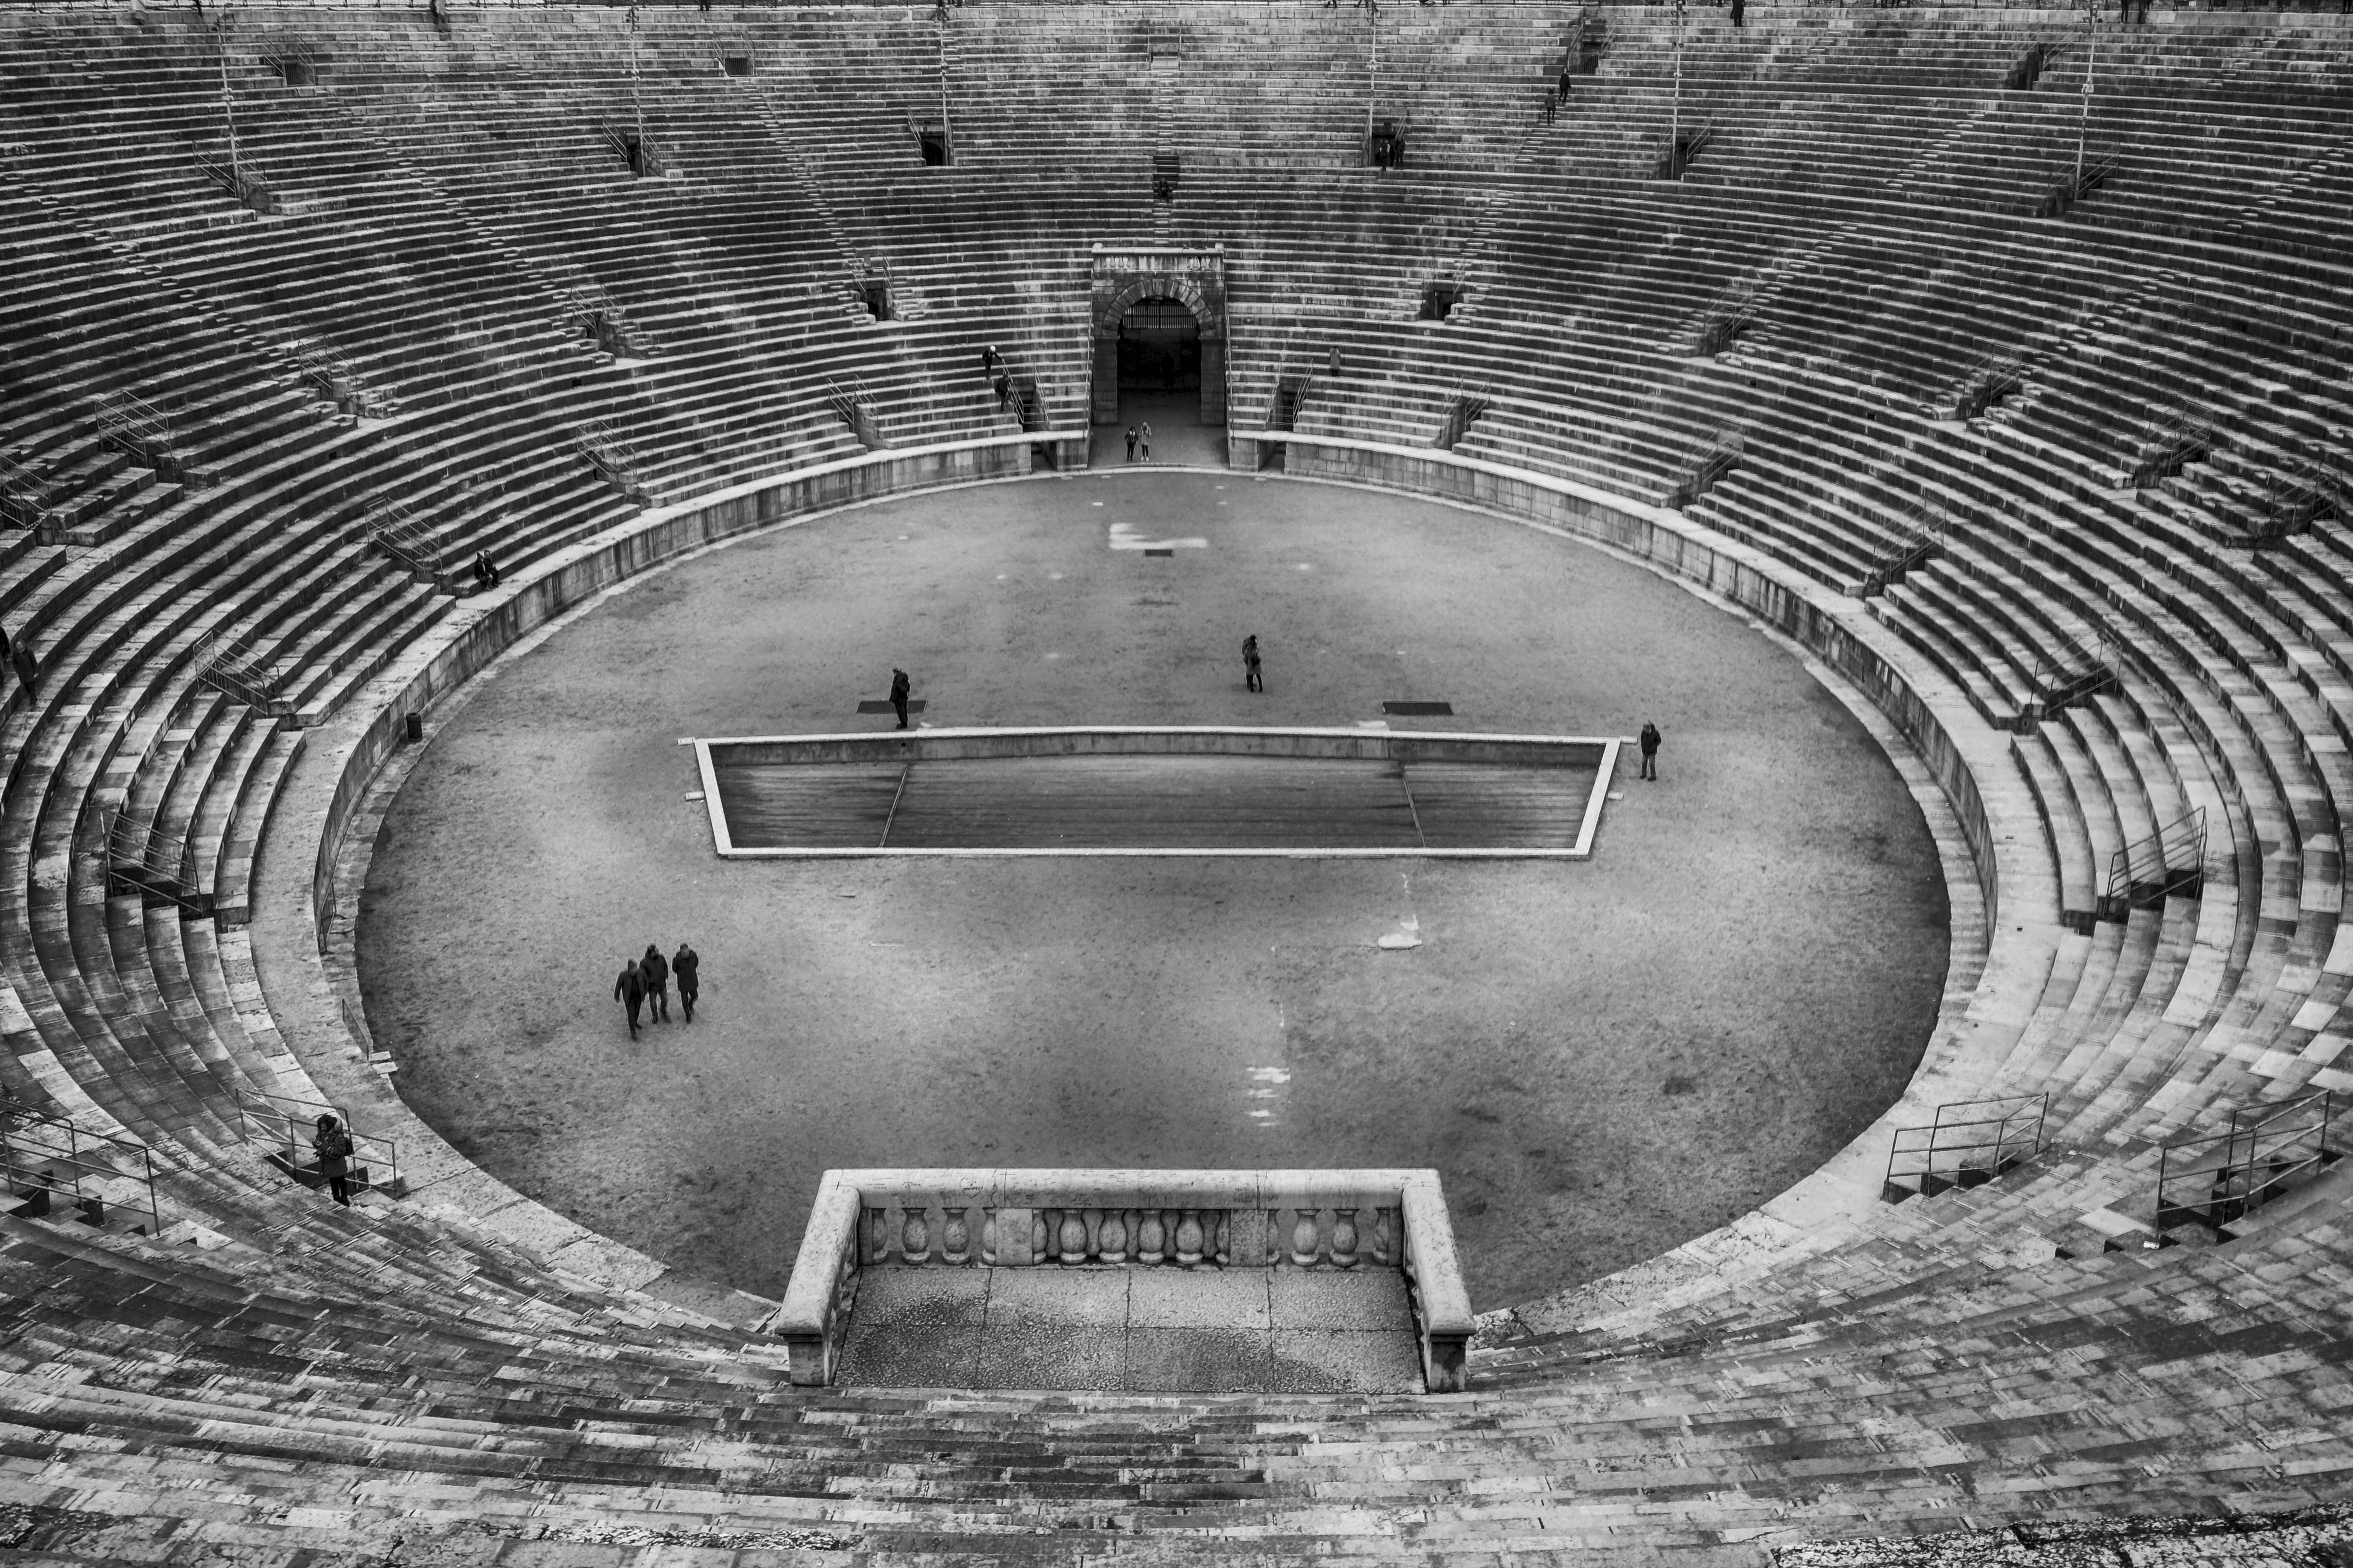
[614,942,700,1038]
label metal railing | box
[1,1098,162,1234]
[235,1087,403,1199]
[1667,428,1742,509]
[1945,350,2026,422]
[94,390,172,458]
[574,419,649,499]
[2104,806,2205,916]
[2245,463,2342,547]
[2126,407,2214,489]
[365,500,449,585]
[104,807,211,915]
[1883,1093,2046,1201]
[2156,1090,2336,1235]
[195,630,295,719]
[1858,503,1947,598]
[0,452,54,531]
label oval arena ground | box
[355,469,1951,1311]
[1,1,2352,1562]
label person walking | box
[890,667,912,729]
[640,943,670,1024]
[673,942,700,1024]
[1637,721,1662,781]
[1243,634,1264,693]
[1125,426,1138,462]
[1139,422,1152,463]
[614,958,646,1039]
[313,1114,354,1207]
[8,634,35,698]
[1542,87,1557,125]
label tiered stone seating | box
[1,3,2352,1559]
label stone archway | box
[1089,243,1226,428]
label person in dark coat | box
[1729,0,1744,24]
[614,959,646,1039]
[472,550,501,591]
[672,942,700,1024]
[1637,721,1662,781]
[313,1114,353,1207]
[1125,426,1138,462]
[890,667,912,729]
[640,943,670,1023]
[1243,634,1264,693]
[9,635,35,697]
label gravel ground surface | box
[358,464,1949,1310]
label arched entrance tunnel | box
[1111,295,1209,461]
[1090,252,1227,463]
[1118,297,1202,396]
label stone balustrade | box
[773,1168,1475,1391]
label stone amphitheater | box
[3,0,2353,1561]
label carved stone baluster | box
[1376,1206,1399,1265]
[1331,1208,1360,1269]
[1175,1208,1204,1265]
[1138,1208,1167,1265]
[902,1206,930,1264]
[1098,1208,1129,1264]
[1033,1210,1051,1262]
[1292,1208,1322,1266]
[1058,1208,1089,1264]
[980,1209,998,1266]
[943,1206,970,1264]
[1214,1210,1232,1265]
[864,1206,890,1265]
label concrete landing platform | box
[837,1266,1425,1392]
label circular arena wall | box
[7,0,2353,1556]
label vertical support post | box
[628,4,645,166]
[936,5,954,164]
[215,12,242,192]
[1669,0,1685,178]
[2075,0,2094,193]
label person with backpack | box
[313,1114,354,1207]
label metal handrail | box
[2157,1089,2335,1234]
[2105,806,2205,909]
[0,1098,162,1234]
[234,1087,401,1197]
[1884,1092,2046,1199]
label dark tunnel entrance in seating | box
[1116,297,1202,396]
[1111,295,1206,457]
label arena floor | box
[356,463,1952,1311]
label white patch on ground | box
[1109,522,1206,551]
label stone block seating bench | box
[0,3,2351,1561]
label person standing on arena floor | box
[1637,720,1661,781]
[672,942,700,1023]
[890,667,912,729]
[1125,426,1137,462]
[1140,422,1152,462]
[614,957,646,1039]
[1243,634,1264,693]
[313,1114,353,1207]
[640,943,670,1024]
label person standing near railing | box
[313,1114,353,1207]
